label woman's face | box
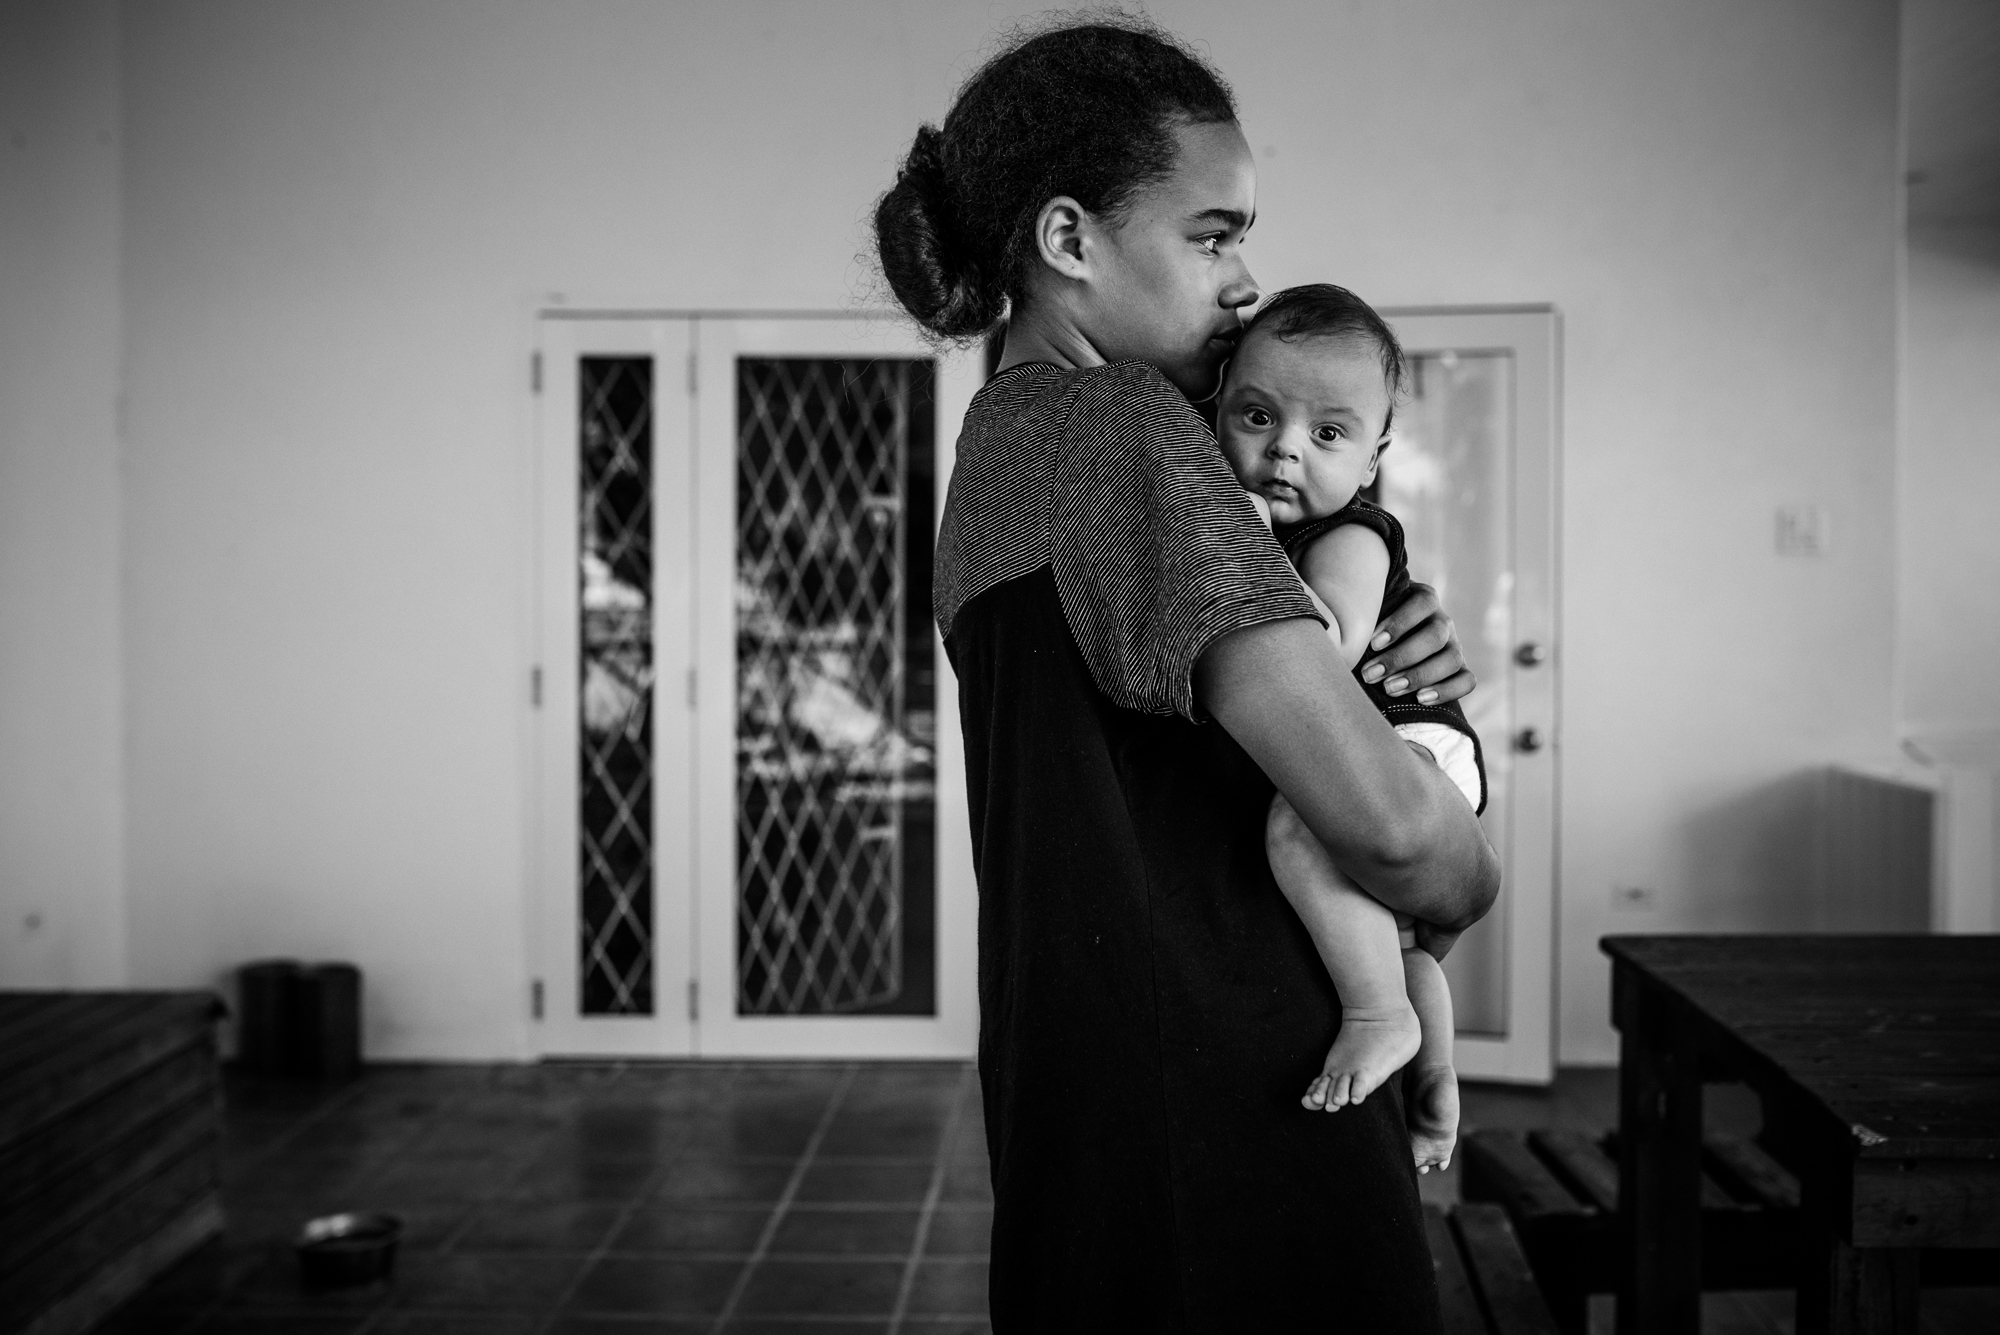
[1084,119,1261,398]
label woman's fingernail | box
[1361,664,1385,683]
[1370,632,1391,651]
[1417,688,1438,705]
[1385,677,1408,695]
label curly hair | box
[874,15,1235,341]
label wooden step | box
[1426,1204,1561,1335]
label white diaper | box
[1395,721,1484,812]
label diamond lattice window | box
[578,357,654,1016]
[736,358,937,1016]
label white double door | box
[531,307,1559,1083]
[532,313,981,1058]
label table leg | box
[1614,976,1702,1335]
[1797,1232,1919,1335]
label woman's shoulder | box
[1067,361,1209,438]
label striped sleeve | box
[1049,364,1323,721]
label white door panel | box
[1382,308,1559,1084]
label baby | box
[1216,284,1488,1172]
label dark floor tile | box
[502,1155,662,1202]
[545,1320,712,1335]
[452,1201,623,1251]
[768,1207,920,1257]
[387,1251,589,1311]
[223,1250,394,1312]
[818,1077,959,1159]
[793,1162,933,1205]
[563,1255,745,1315]
[725,1323,889,1334]
[89,1305,209,1335]
[368,1316,539,1334]
[921,1207,990,1257]
[731,1258,904,1316]
[935,1156,991,1205]
[898,1322,991,1335]
[902,1258,988,1316]
[193,1316,368,1334]
[365,1160,512,1204]
[649,1158,796,1203]
[609,1204,773,1252]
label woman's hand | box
[1358,582,1473,706]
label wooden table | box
[1602,935,2000,1335]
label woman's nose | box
[1219,266,1260,314]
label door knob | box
[1515,727,1543,754]
[1515,641,1547,667]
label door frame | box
[530,310,981,1059]
[530,314,698,1057]
[1383,306,1561,1085]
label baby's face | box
[1217,330,1392,527]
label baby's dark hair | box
[874,15,1235,340]
[1239,284,1408,434]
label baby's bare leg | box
[1401,941,1459,1171]
[1265,794,1421,1112]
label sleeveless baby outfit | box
[1278,499,1487,814]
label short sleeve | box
[1048,364,1323,721]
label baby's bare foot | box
[1406,1062,1460,1172]
[1301,1002,1422,1112]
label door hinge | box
[530,665,543,708]
[685,666,697,710]
[687,350,697,396]
[531,350,543,395]
[531,978,545,1021]
[687,979,699,1022]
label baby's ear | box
[1362,436,1392,485]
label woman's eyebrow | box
[1188,206,1253,233]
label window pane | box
[578,356,655,1016]
[735,357,937,1016]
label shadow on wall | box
[1677,771,1825,931]
[1679,767,1941,934]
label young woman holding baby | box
[873,17,1501,1329]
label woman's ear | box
[1032,196,1090,278]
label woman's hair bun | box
[874,16,1234,343]
[875,125,1006,340]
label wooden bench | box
[1429,1202,1562,1334]
[1462,1126,1997,1335]
[0,992,225,1335]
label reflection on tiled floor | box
[99,1063,991,1334]
[97,1064,1996,1335]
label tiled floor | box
[98,1064,1996,1334]
[100,1063,992,1334]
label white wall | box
[1900,226,2000,736]
[102,0,1900,1061]
[0,0,127,989]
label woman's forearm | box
[1194,616,1500,935]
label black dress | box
[938,361,1445,1332]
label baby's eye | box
[1243,407,1272,427]
[1314,425,1346,444]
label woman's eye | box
[1197,236,1221,256]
